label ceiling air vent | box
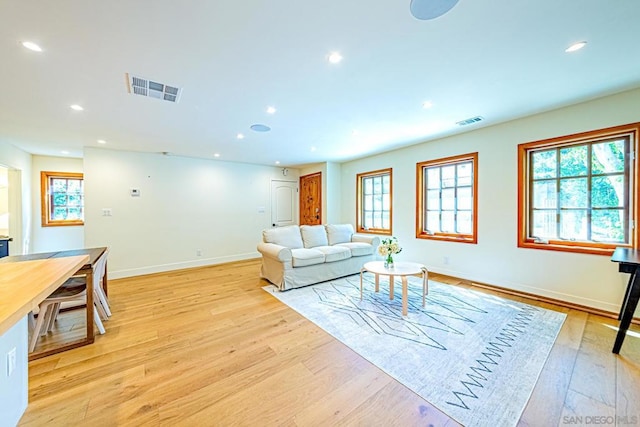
[126,73,182,103]
[456,116,484,127]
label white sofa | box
[257,224,380,291]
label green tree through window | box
[519,123,639,255]
[531,139,626,242]
[41,171,84,227]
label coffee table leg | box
[375,273,379,293]
[422,267,428,307]
[402,276,408,316]
[389,275,394,300]
[360,268,364,300]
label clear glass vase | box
[384,255,394,269]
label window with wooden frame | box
[356,168,392,234]
[416,153,478,243]
[41,171,84,227]
[518,122,639,255]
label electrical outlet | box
[7,347,16,376]
[443,256,450,265]
[196,249,202,256]
[101,208,113,217]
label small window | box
[518,122,639,255]
[416,153,478,243]
[41,171,84,227]
[356,168,392,234]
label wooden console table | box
[610,247,640,354]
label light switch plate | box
[7,347,16,376]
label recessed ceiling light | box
[61,150,70,155]
[328,51,343,64]
[311,146,317,152]
[214,153,220,158]
[275,161,280,165]
[70,104,84,111]
[422,101,434,109]
[236,133,245,140]
[565,41,587,53]
[250,124,271,132]
[21,41,42,52]
[97,139,106,144]
[352,130,360,136]
[266,106,277,114]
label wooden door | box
[299,172,322,225]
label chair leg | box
[30,303,52,352]
[28,311,36,331]
[94,290,109,320]
[95,286,111,318]
[93,307,106,335]
[46,302,61,332]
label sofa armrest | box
[257,242,292,262]
[351,234,380,247]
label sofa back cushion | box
[325,224,354,246]
[300,225,329,248]
[263,225,304,249]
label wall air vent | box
[126,73,182,103]
[456,116,484,127]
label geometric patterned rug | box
[263,274,566,427]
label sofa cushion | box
[300,225,329,248]
[336,242,374,257]
[291,248,325,267]
[325,224,354,246]
[314,245,352,262]
[263,225,304,249]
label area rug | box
[263,274,566,427]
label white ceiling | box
[1,1,639,167]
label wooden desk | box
[610,247,640,354]
[0,247,108,360]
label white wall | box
[0,140,31,255]
[325,162,342,224]
[83,148,299,278]
[30,156,84,253]
[340,87,640,314]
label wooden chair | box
[59,249,111,320]
[93,249,111,319]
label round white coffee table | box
[359,261,429,316]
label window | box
[41,171,84,227]
[416,153,478,243]
[518,123,639,255]
[356,168,392,234]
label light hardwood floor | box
[20,259,640,426]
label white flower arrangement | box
[378,237,402,266]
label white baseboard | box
[428,267,622,314]
[108,252,260,279]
